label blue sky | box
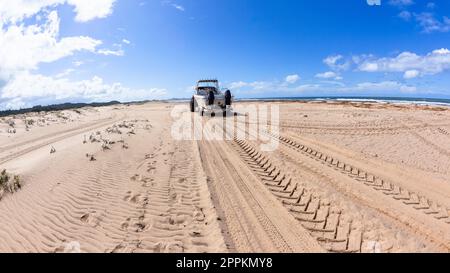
[1,0,450,109]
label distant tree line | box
[0,101,121,117]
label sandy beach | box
[0,101,449,253]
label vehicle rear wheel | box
[190,97,195,112]
[225,90,232,106]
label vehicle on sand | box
[190,79,234,117]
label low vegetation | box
[0,170,22,200]
[0,101,121,118]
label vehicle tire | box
[211,112,216,117]
[200,109,204,116]
[223,111,227,118]
[190,97,195,112]
[208,91,215,106]
[225,90,232,106]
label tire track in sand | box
[272,132,450,226]
[230,137,446,252]
[197,120,324,253]
[230,138,363,253]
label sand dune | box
[0,101,449,253]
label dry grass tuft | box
[0,170,22,200]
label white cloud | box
[323,55,350,71]
[229,74,301,94]
[228,74,338,96]
[324,55,342,67]
[0,0,63,23]
[226,72,436,98]
[0,0,116,24]
[0,0,161,110]
[229,80,281,94]
[316,80,417,94]
[357,48,450,77]
[403,69,419,79]
[285,74,300,84]
[97,48,124,56]
[339,81,417,94]
[359,62,379,72]
[414,12,450,33]
[68,0,116,22]
[0,2,120,80]
[390,1,449,33]
[1,72,167,109]
[229,81,250,90]
[172,4,185,12]
[0,11,101,79]
[315,71,342,80]
[433,48,450,54]
[228,78,420,97]
[122,39,131,44]
[162,1,185,12]
[230,80,272,90]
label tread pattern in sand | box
[232,138,363,253]
[271,133,450,224]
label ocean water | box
[237,97,450,107]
